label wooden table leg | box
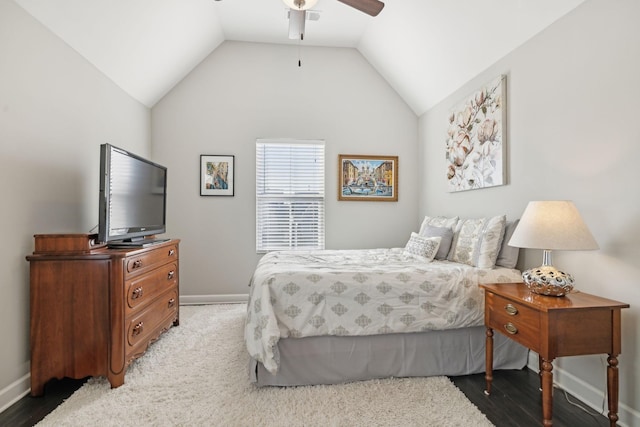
[541,358,554,427]
[607,354,620,427]
[484,327,493,396]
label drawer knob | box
[504,323,518,335]
[168,298,176,308]
[505,304,518,315]
[168,249,175,257]
[131,287,144,299]
[132,259,143,269]
[132,321,144,336]
[167,270,175,280]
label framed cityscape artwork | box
[338,154,398,202]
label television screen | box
[98,144,167,246]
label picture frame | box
[446,74,506,192]
[338,154,398,202]
[200,155,234,196]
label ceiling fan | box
[283,0,384,16]
[284,0,385,40]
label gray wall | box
[152,41,419,300]
[0,1,150,411]
[419,0,639,422]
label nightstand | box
[480,283,629,427]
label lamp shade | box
[283,0,318,10]
[508,201,599,251]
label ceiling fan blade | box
[337,0,384,17]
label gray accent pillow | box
[496,219,520,269]
[418,216,459,235]
[420,225,454,260]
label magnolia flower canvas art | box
[446,75,506,192]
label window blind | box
[256,139,325,252]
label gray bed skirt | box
[250,326,528,386]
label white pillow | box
[418,216,459,235]
[448,215,506,268]
[404,233,442,262]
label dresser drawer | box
[486,293,540,351]
[126,289,178,349]
[125,244,178,277]
[125,262,178,314]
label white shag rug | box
[37,304,494,427]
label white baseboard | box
[179,294,249,305]
[527,352,639,427]
[0,374,30,415]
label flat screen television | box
[98,143,168,247]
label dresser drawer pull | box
[168,249,175,257]
[131,287,144,299]
[505,304,519,315]
[132,259,143,269]
[132,322,144,336]
[168,298,176,308]
[504,323,518,335]
[167,270,175,280]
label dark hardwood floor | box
[1,368,609,426]
[0,377,87,427]
[451,368,610,427]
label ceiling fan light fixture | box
[282,0,318,11]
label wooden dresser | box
[27,234,180,396]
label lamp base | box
[522,265,574,297]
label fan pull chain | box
[298,34,303,67]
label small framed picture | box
[338,154,398,202]
[200,155,234,196]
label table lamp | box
[508,201,599,296]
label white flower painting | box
[446,75,506,192]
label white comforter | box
[245,248,522,374]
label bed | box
[245,215,528,386]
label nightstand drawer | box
[485,293,540,351]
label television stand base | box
[107,238,170,249]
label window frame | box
[256,139,325,253]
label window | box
[256,139,325,252]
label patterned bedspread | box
[245,248,522,374]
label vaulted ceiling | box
[14,0,585,115]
